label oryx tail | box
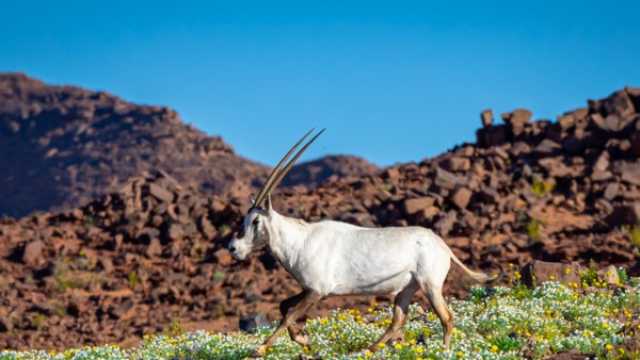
[439,238,498,284]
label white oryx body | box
[227,129,496,356]
[259,213,452,297]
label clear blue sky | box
[2,1,639,166]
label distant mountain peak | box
[0,74,380,217]
[0,73,267,217]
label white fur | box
[229,207,488,297]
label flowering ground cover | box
[2,277,639,360]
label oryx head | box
[228,128,325,260]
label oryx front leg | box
[282,291,318,346]
[254,290,321,357]
[368,280,418,352]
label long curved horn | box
[253,129,315,207]
[259,128,325,202]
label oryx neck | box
[266,211,310,268]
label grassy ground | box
[1,278,639,360]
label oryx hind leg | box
[368,278,418,352]
[415,242,454,347]
[425,286,454,348]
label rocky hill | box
[1,84,640,350]
[275,87,640,270]
[0,74,374,218]
[0,73,270,217]
[282,155,379,188]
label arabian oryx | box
[228,129,497,356]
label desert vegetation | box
[1,274,639,360]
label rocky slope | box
[276,87,640,270]
[0,171,383,349]
[1,85,640,350]
[282,155,379,188]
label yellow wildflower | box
[514,271,522,280]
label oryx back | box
[292,222,452,296]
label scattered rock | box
[168,224,184,242]
[593,151,610,172]
[476,125,507,147]
[214,249,234,267]
[451,187,472,209]
[0,318,12,333]
[557,113,575,130]
[606,204,640,226]
[534,139,561,155]
[444,157,471,172]
[520,261,581,288]
[434,211,456,236]
[419,206,440,221]
[603,183,619,200]
[148,183,174,203]
[619,162,640,186]
[480,109,493,128]
[434,167,463,190]
[502,108,532,136]
[403,197,436,215]
[22,240,44,267]
[146,238,162,257]
[239,313,270,333]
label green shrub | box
[628,225,640,249]
[531,179,555,197]
[526,219,543,242]
[127,271,140,288]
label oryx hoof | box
[252,345,268,358]
[390,333,404,343]
[293,334,309,346]
[367,343,384,353]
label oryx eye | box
[252,218,259,226]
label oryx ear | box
[266,194,273,215]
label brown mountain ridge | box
[0,73,376,218]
